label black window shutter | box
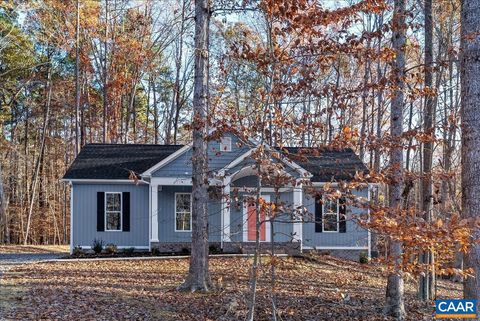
[122,192,130,231]
[97,192,105,232]
[339,197,347,233]
[315,195,323,233]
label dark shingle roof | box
[63,144,184,180]
[63,143,367,182]
[281,147,368,182]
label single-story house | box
[62,132,372,259]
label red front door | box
[247,201,266,241]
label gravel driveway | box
[0,253,66,278]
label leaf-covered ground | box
[1,255,461,320]
[0,245,69,254]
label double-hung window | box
[322,198,339,232]
[105,192,122,231]
[175,193,192,231]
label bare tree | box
[419,0,434,301]
[75,0,81,156]
[24,59,52,245]
[178,0,212,292]
[384,0,407,318]
[461,0,480,309]
[102,0,109,143]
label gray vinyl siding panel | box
[157,186,221,242]
[302,187,369,248]
[152,133,251,178]
[72,183,149,247]
[232,175,258,187]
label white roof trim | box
[216,143,313,180]
[217,147,257,177]
[61,179,148,184]
[141,143,192,176]
[150,177,222,186]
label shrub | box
[72,246,83,256]
[181,246,190,255]
[105,243,118,254]
[124,247,135,255]
[92,238,104,254]
[359,251,369,264]
[209,244,221,254]
[151,247,160,256]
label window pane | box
[106,193,121,211]
[176,194,191,213]
[220,137,231,151]
[106,212,121,230]
[176,212,191,231]
[325,199,337,213]
[323,213,337,232]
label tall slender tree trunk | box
[385,0,406,318]
[0,162,6,243]
[102,0,109,143]
[461,0,480,311]
[75,0,81,156]
[24,62,52,245]
[178,0,211,292]
[419,0,434,301]
[171,0,186,145]
[152,78,159,144]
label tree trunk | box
[75,0,81,156]
[102,0,109,143]
[461,0,480,310]
[0,162,6,243]
[385,0,406,318]
[24,61,52,245]
[152,78,159,144]
[178,0,211,292]
[419,0,434,301]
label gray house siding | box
[152,133,251,178]
[302,187,369,248]
[157,186,222,243]
[72,183,149,248]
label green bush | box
[209,244,221,254]
[92,238,104,254]
[359,251,369,264]
[72,246,83,256]
[105,243,118,254]
[124,247,135,255]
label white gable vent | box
[220,137,232,152]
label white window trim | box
[105,192,122,232]
[322,197,339,233]
[220,137,232,152]
[174,192,192,232]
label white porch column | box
[292,185,303,249]
[150,184,159,242]
[221,178,231,246]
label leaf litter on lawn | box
[1,255,460,320]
